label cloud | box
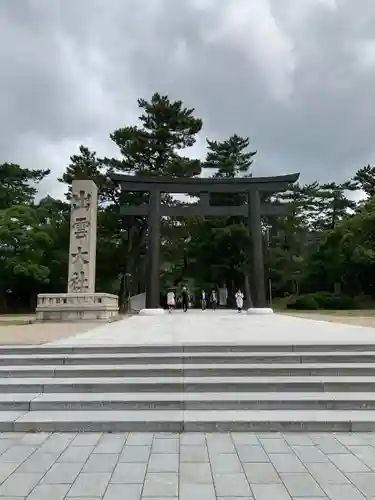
[0,0,375,199]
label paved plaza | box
[0,312,374,496]
[48,310,375,347]
[0,431,373,499]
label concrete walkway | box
[49,310,375,347]
[0,431,374,499]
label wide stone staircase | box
[1,342,375,431]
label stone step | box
[3,376,375,393]
[0,394,38,410]
[0,377,183,393]
[182,410,375,432]
[4,363,375,378]
[3,343,375,355]
[27,391,375,411]
[1,409,375,432]
[4,351,375,365]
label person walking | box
[167,289,176,313]
[235,289,244,313]
[201,290,207,311]
[181,286,189,312]
[210,289,218,310]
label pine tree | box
[58,145,106,200]
[205,134,256,207]
[205,134,256,178]
[105,92,203,177]
[0,163,50,210]
[353,165,375,198]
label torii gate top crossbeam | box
[110,173,300,194]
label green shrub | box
[287,292,360,311]
[310,292,359,310]
[286,295,319,310]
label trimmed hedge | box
[287,292,360,310]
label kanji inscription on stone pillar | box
[68,180,98,293]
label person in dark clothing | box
[181,286,189,312]
[201,290,207,311]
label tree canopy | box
[1,92,375,312]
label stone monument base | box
[139,308,165,316]
[247,307,274,315]
[36,293,119,322]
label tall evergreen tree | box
[205,134,256,178]
[58,146,108,202]
[180,135,257,305]
[0,163,50,210]
[352,165,375,198]
[104,93,202,178]
[59,93,203,307]
[205,135,256,207]
[312,182,356,231]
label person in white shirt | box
[210,289,217,311]
[235,289,244,312]
[167,289,176,313]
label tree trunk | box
[29,291,37,313]
[245,274,253,308]
[119,227,134,313]
[118,273,126,313]
[0,289,7,314]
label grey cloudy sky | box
[1,0,375,198]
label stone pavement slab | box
[0,432,373,498]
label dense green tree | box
[58,93,203,308]
[352,165,375,198]
[265,179,357,296]
[105,93,203,304]
[265,184,313,296]
[312,182,356,231]
[35,196,71,293]
[0,205,52,311]
[205,134,256,178]
[170,135,257,304]
[310,196,375,295]
[105,93,202,178]
[58,146,107,201]
[0,163,50,210]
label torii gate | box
[110,173,300,309]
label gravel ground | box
[0,322,99,344]
[285,313,375,328]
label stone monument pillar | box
[36,180,119,322]
[68,180,97,294]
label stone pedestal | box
[129,293,146,312]
[36,179,119,322]
[247,308,274,315]
[36,293,119,322]
[139,308,165,316]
